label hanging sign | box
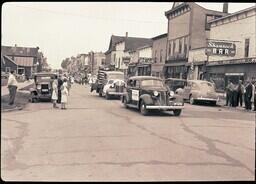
[205,41,236,57]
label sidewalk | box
[1,80,33,96]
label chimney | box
[125,32,128,38]
[223,3,228,13]
[14,44,17,47]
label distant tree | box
[61,58,71,69]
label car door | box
[183,81,192,100]
[130,79,140,106]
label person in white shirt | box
[7,70,18,105]
[61,78,69,109]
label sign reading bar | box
[205,41,236,57]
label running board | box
[126,104,138,109]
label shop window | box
[244,38,250,58]
[5,67,11,73]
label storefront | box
[163,62,187,79]
[207,57,256,92]
[137,64,151,76]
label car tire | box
[105,92,110,100]
[173,109,182,116]
[123,97,129,109]
[211,101,217,106]
[99,90,103,97]
[189,95,195,105]
[140,101,148,116]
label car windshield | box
[107,73,124,80]
[141,79,163,87]
[199,82,215,91]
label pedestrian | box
[244,80,253,110]
[51,75,58,108]
[7,70,18,106]
[225,80,234,107]
[232,83,238,107]
[236,80,244,107]
[253,81,256,111]
[61,78,69,110]
[251,81,255,111]
[57,75,63,104]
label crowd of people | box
[225,79,256,111]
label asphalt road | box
[1,83,255,181]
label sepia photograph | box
[1,1,256,181]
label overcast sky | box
[2,2,255,69]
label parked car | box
[29,72,58,102]
[177,80,219,105]
[165,78,187,93]
[121,76,184,116]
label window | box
[184,37,188,56]
[169,41,172,57]
[5,67,11,73]
[244,38,250,58]
[154,50,157,63]
[179,38,182,53]
[118,58,121,68]
[160,49,163,63]
[173,40,176,55]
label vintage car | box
[177,80,219,105]
[121,76,184,116]
[91,69,125,99]
[101,72,126,99]
[165,78,187,93]
[29,72,58,102]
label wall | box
[115,42,125,69]
[152,36,167,63]
[188,48,207,63]
[209,9,256,62]
[138,47,152,58]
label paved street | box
[1,83,255,181]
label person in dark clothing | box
[244,80,253,110]
[237,80,245,107]
[57,75,63,104]
[225,81,234,107]
[232,84,238,107]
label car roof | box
[128,76,162,80]
[105,71,124,75]
[187,80,213,84]
[166,78,187,81]
[33,72,57,77]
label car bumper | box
[108,92,124,96]
[146,105,184,110]
[195,97,218,102]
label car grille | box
[154,92,167,106]
[115,84,124,92]
[41,84,49,94]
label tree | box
[61,58,71,69]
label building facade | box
[151,33,167,78]
[1,45,42,77]
[137,45,153,76]
[164,2,228,79]
[206,5,256,91]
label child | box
[61,79,69,109]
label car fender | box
[139,94,153,105]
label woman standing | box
[52,76,58,108]
[61,78,69,109]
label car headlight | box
[110,84,115,88]
[169,91,174,97]
[36,85,41,89]
[153,91,159,97]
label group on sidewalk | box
[225,79,256,111]
[51,74,71,110]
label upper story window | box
[169,41,172,57]
[244,38,250,58]
[160,49,163,63]
[154,50,157,63]
[173,40,176,55]
[179,38,182,53]
[184,36,188,57]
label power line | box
[12,5,168,25]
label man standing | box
[237,80,245,107]
[225,81,234,107]
[57,75,63,104]
[7,70,18,106]
[251,81,255,111]
[244,80,253,110]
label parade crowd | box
[225,80,256,111]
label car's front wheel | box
[123,97,129,108]
[173,109,182,116]
[105,92,110,100]
[189,95,195,105]
[140,101,148,116]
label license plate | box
[42,89,48,92]
[174,102,183,106]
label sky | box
[2,2,255,69]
